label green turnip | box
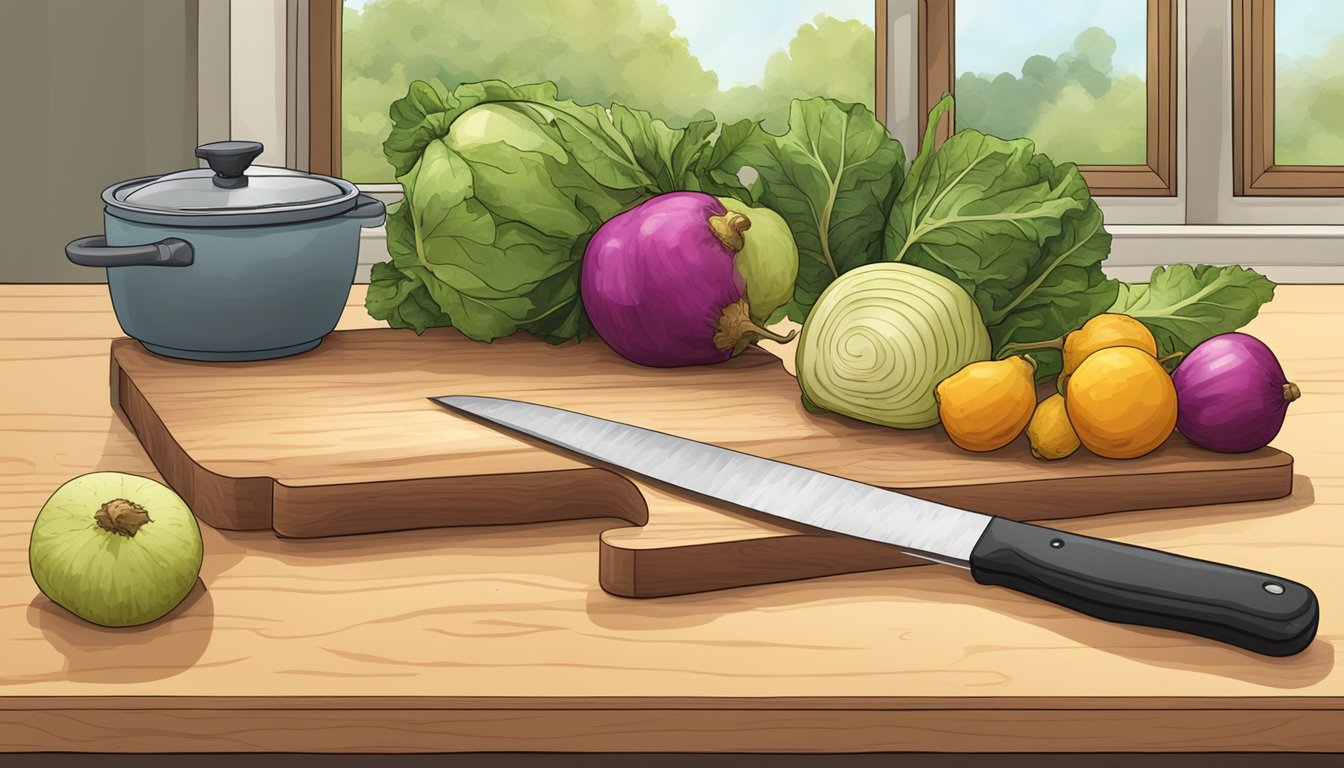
[29,472,203,627]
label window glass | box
[1275,0,1344,165]
[954,0,1147,165]
[343,0,876,182]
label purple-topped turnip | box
[581,191,799,367]
[1171,332,1301,453]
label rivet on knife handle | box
[969,518,1319,657]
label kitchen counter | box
[1,283,1341,755]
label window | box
[300,0,1344,229]
[310,0,887,184]
[1233,0,1344,195]
[919,0,1176,197]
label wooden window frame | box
[308,1,341,176]
[307,0,890,181]
[919,0,1177,197]
[1233,0,1344,196]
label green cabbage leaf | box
[702,98,906,322]
[885,94,1116,378]
[1109,264,1277,358]
[368,80,721,342]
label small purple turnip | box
[1171,332,1301,453]
[581,191,799,367]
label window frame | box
[1232,0,1344,196]
[307,0,891,183]
[308,0,341,177]
[918,0,1178,197]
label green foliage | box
[1108,265,1277,359]
[1276,35,1344,165]
[751,16,879,133]
[367,79,1276,370]
[342,2,875,182]
[885,94,1115,378]
[1023,76,1145,166]
[365,261,452,333]
[368,79,727,343]
[954,27,1145,165]
[710,98,906,323]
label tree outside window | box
[342,0,878,183]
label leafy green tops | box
[367,81,1276,374]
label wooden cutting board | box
[109,329,1294,597]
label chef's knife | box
[431,395,1318,657]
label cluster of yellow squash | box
[933,314,1180,460]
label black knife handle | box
[969,518,1318,657]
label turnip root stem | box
[713,298,797,353]
[1284,382,1301,402]
[708,211,751,252]
[94,498,152,537]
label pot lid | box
[107,141,359,222]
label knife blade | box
[431,395,1318,657]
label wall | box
[0,0,199,283]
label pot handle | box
[66,236,195,268]
[344,194,386,228]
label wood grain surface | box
[109,322,1291,597]
[2,284,1341,754]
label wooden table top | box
[1,283,1341,754]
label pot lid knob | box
[195,141,264,189]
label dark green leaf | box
[365,261,452,334]
[695,118,766,201]
[1109,264,1277,357]
[610,103,684,191]
[731,98,906,322]
[886,93,1115,378]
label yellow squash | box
[1065,346,1178,459]
[1025,393,1080,460]
[935,355,1038,452]
[1058,313,1158,393]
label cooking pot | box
[66,140,386,361]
